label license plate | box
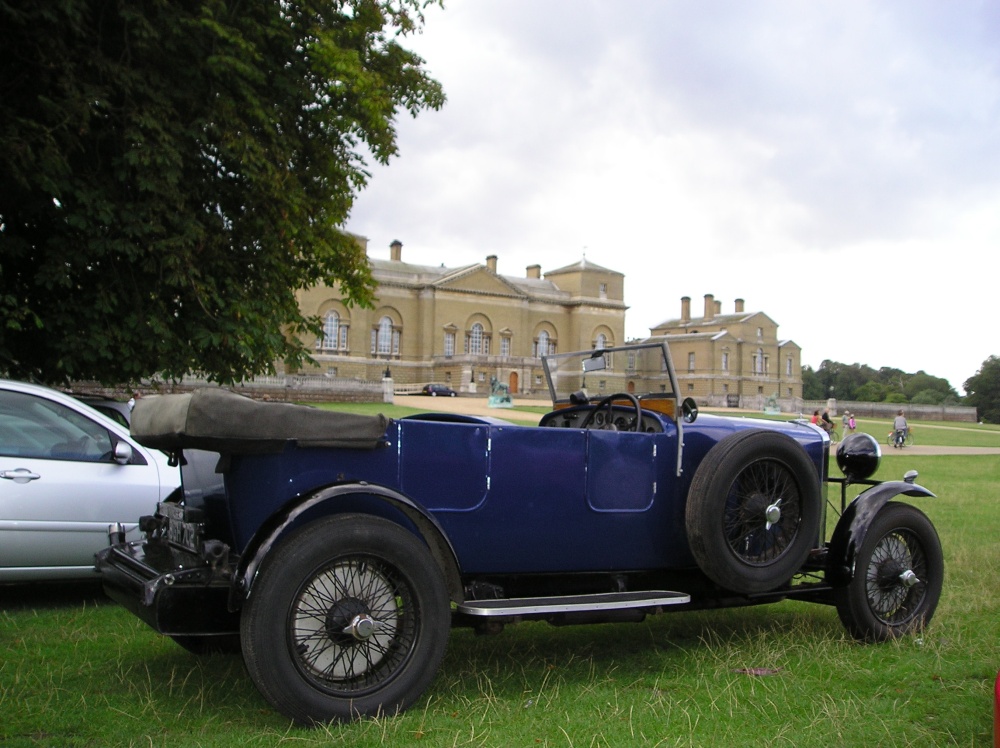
[156,503,205,552]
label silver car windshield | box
[542,342,680,405]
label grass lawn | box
[2,411,998,746]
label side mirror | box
[113,441,133,465]
[681,397,699,424]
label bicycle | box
[886,430,914,448]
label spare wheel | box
[685,430,822,594]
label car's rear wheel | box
[834,503,942,641]
[240,514,451,724]
[685,430,822,593]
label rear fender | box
[230,483,463,608]
[826,481,936,586]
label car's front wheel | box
[685,430,822,593]
[834,502,942,641]
[240,514,451,724]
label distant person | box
[842,411,850,432]
[821,408,834,436]
[847,412,856,434]
[810,410,820,425]
[893,409,908,448]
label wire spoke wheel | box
[723,459,803,566]
[835,502,943,641]
[686,430,821,593]
[241,514,451,724]
[291,556,416,694]
[863,529,927,625]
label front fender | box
[826,481,936,586]
[230,483,464,608]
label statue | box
[488,376,513,408]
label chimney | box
[389,240,402,262]
[735,298,745,313]
[715,300,722,315]
[526,264,541,279]
[681,296,691,322]
[486,255,497,273]
[704,293,715,321]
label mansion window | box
[599,283,608,299]
[722,352,729,371]
[318,311,348,352]
[752,348,767,375]
[688,352,695,372]
[465,323,491,356]
[533,331,554,358]
[500,336,511,358]
[371,316,400,357]
[444,332,456,358]
[786,357,793,376]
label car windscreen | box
[542,342,680,404]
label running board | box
[457,590,690,617]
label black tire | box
[685,430,822,593]
[170,634,241,656]
[240,514,451,724]
[834,503,942,642]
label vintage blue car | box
[96,341,943,725]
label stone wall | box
[802,400,977,423]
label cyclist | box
[893,409,908,448]
[821,408,835,438]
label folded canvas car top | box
[130,388,389,453]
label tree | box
[0,0,444,384]
[903,371,956,402]
[801,365,825,400]
[964,356,1000,423]
[854,381,889,402]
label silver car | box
[0,380,182,581]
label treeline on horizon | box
[802,360,959,405]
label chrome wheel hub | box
[344,613,377,641]
[764,499,782,530]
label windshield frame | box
[541,341,681,408]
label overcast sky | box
[346,0,1000,395]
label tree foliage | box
[0,0,444,384]
[964,355,1000,423]
[806,359,959,404]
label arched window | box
[320,312,339,350]
[595,333,607,350]
[377,316,393,355]
[470,323,483,355]
[536,330,550,358]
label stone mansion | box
[294,238,803,405]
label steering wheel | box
[579,393,642,432]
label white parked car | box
[0,379,183,581]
